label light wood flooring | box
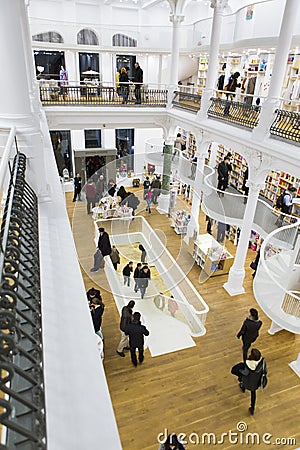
[66,191,300,450]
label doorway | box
[50,130,73,177]
[34,50,65,80]
[115,129,134,172]
[116,55,136,81]
[79,52,100,81]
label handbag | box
[261,359,268,389]
[250,260,257,270]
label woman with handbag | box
[232,348,268,416]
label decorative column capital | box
[244,148,273,185]
[247,180,265,193]
[169,14,185,24]
[210,0,229,12]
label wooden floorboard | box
[66,191,300,450]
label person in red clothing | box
[85,179,96,215]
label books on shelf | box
[171,210,191,235]
[193,234,234,276]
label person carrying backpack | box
[275,187,297,225]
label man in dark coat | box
[217,157,231,195]
[125,312,149,366]
[73,173,82,202]
[133,62,143,104]
[133,263,142,293]
[90,227,112,272]
[237,308,262,361]
[116,300,135,357]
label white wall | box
[102,129,115,148]
[134,128,163,176]
[71,130,84,150]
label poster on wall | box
[246,5,254,20]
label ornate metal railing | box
[172,91,201,113]
[0,153,46,449]
[270,109,300,145]
[207,97,261,129]
[39,85,167,107]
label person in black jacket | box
[123,261,133,287]
[125,312,149,366]
[116,300,135,357]
[139,244,147,263]
[143,176,150,199]
[139,265,151,299]
[133,62,143,104]
[133,263,142,293]
[91,296,105,339]
[90,227,112,272]
[237,308,262,361]
[232,348,267,415]
[73,173,82,202]
[217,157,231,195]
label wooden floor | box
[66,191,300,450]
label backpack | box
[275,192,284,209]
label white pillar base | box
[289,353,300,378]
[268,321,283,335]
[223,267,246,296]
[157,193,170,214]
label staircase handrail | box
[0,126,16,191]
[259,220,300,304]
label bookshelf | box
[197,56,208,94]
[170,210,191,235]
[193,234,234,276]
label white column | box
[0,0,32,118]
[197,0,228,120]
[224,180,262,296]
[252,0,300,140]
[169,15,185,87]
[0,0,49,200]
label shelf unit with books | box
[193,234,234,276]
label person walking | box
[224,72,241,116]
[119,67,129,104]
[90,227,112,272]
[276,186,297,225]
[151,176,161,204]
[122,261,133,287]
[95,174,106,202]
[217,221,226,243]
[146,188,153,213]
[172,133,184,160]
[125,312,149,366]
[237,308,262,361]
[133,262,142,293]
[116,300,135,357]
[139,265,151,299]
[73,173,82,202]
[110,245,120,271]
[232,348,268,416]
[85,179,97,214]
[143,176,151,199]
[139,244,147,263]
[91,296,105,340]
[133,62,143,104]
[217,156,231,195]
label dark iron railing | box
[207,97,261,129]
[0,153,46,449]
[172,91,201,113]
[39,85,167,107]
[270,108,300,145]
